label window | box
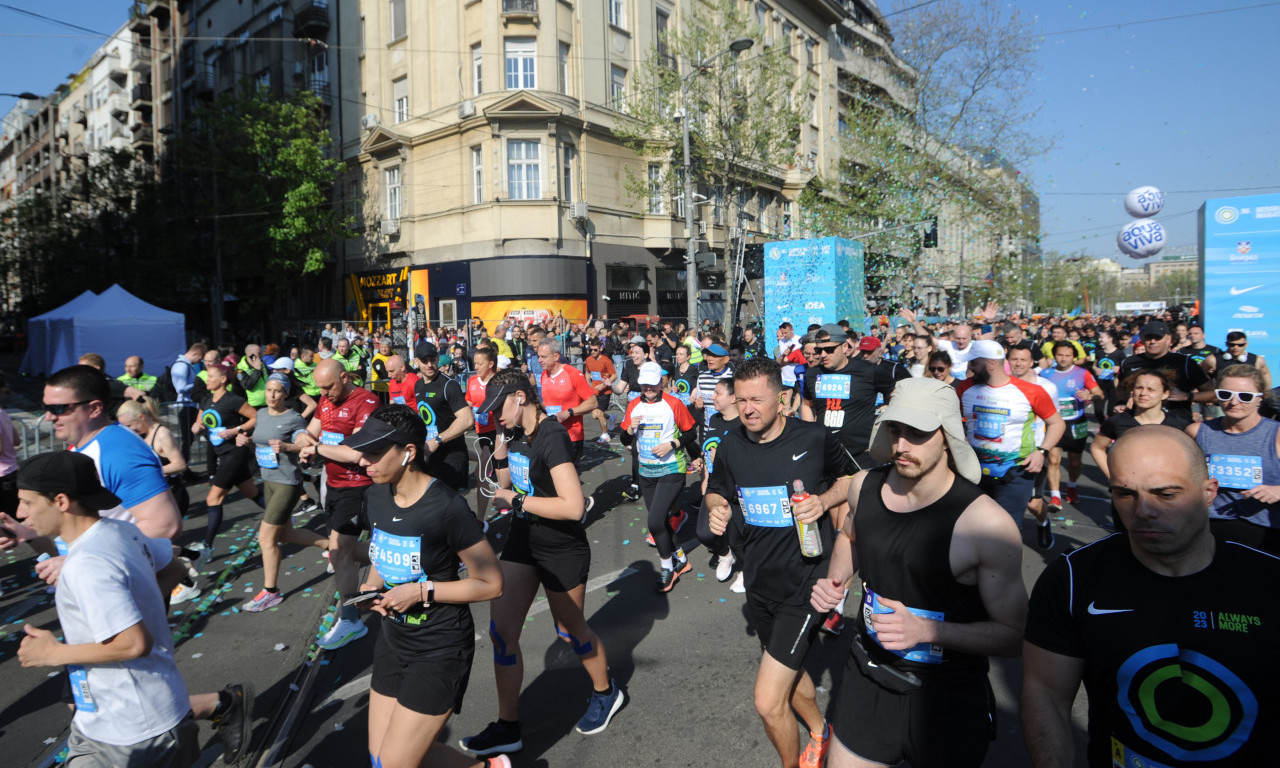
[647,164,663,214]
[507,139,540,199]
[782,21,795,54]
[674,167,686,218]
[805,38,816,68]
[755,3,768,31]
[608,0,624,29]
[558,42,570,94]
[472,44,483,95]
[389,0,406,41]
[504,38,536,90]
[472,146,483,204]
[562,145,575,202]
[711,185,724,225]
[385,166,402,220]
[255,70,271,90]
[656,8,671,63]
[393,77,408,123]
[610,65,626,111]
[810,93,818,125]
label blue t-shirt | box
[73,424,170,519]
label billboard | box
[763,237,866,356]
[1200,193,1280,369]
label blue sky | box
[4,1,1279,267]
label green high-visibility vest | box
[117,373,158,392]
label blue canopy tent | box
[23,285,185,378]
[20,290,99,377]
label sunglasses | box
[43,400,93,416]
[1216,389,1261,404]
[815,345,841,354]
[1227,342,1247,348]
[929,366,948,372]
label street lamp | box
[0,92,40,100]
[682,37,753,329]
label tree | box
[614,0,808,330]
[800,0,1045,317]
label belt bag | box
[851,632,921,693]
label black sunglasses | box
[929,366,948,372]
[43,400,93,416]
[815,345,841,354]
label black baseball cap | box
[18,452,120,511]
[340,417,417,453]
[414,340,439,360]
[476,381,523,413]
[1140,320,1170,339]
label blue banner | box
[1200,194,1280,373]
[763,237,866,356]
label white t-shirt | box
[57,518,189,745]
[1028,376,1060,445]
[936,339,973,379]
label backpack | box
[151,363,179,404]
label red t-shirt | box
[582,354,617,393]
[317,386,380,487]
[466,373,497,434]
[540,364,597,442]
[385,373,420,406]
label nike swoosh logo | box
[792,452,808,461]
[1231,285,1264,295]
[392,517,403,522]
[1087,602,1133,615]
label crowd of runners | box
[2,304,1279,768]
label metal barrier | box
[14,416,58,461]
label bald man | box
[1022,426,1280,767]
[383,354,418,407]
[294,359,381,651]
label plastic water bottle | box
[792,480,822,557]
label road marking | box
[313,673,374,711]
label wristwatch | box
[510,493,525,517]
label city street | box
[0,414,1103,767]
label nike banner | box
[1200,193,1280,368]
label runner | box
[669,343,700,425]
[190,362,261,557]
[343,406,508,768]
[382,354,419,407]
[620,362,698,592]
[1117,320,1212,416]
[1039,341,1102,510]
[460,369,625,757]
[1090,369,1190,480]
[294,359,382,650]
[1022,426,1280,768]
[1005,345,1066,548]
[116,397,190,520]
[1188,364,1280,554]
[537,338,598,461]
[1210,330,1272,390]
[695,343,735,430]
[1090,329,1124,418]
[705,358,856,768]
[696,377,744,587]
[582,339,617,445]
[413,342,474,493]
[236,373,329,612]
[812,377,1028,768]
[800,328,895,470]
[612,337,650,502]
[466,347,500,523]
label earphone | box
[400,452,411,467]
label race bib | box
[973,405,1010,442]
[545,405,563,415]
[254,445,279,469]
[629,391,642,402]
[320,430,344,446]
[68,665,97,713]
[862,587,945,664]
[824,407,845,429]
[473,408,490,426]
[1208,454,1263,490]
[1057,396,1081,420]
[510,450,532,495]
[590,371,603,381]
[637,422,663,464]
[815,374,852,400]
[391,395,406,405]
[736,485,792,528]
[369,528,423,584]
[704,404,719,427]
[1071,420,1089,441]
[202,409,225,446]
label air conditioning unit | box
[569,202,589,220]
[458,99,476,119]
[381,218,400,236]
[361,113,380,131]
[697,220,707,236]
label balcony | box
[502,0,538,23]
[131,82,153,107]
[306,78,332,103]
[132,43,153,71]
[191,70,215,99]
[107,94,130,119]
[146,0,170,22]
[107,53,128,84]
[128,2,149,33]
[132,123,154,145]
[292,0,330,39]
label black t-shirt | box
[362,479,485,656]
[200,391,249,455]
[700,412,738,466]
[1092,349,1125,386]
[1185,343,1220,370]
[670,363,700,409]
[1118,352,1209,412]
[413,374,470,459]
[619,359,642,395]
[507,417,587,546]
[802,358,895,455]
[1025,533,1280,767]
[1099,409,1192,441]
[707,418,855,605]
[1007,338,1043,362]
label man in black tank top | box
[812,377,1028,768]
[1023,426,1280,768]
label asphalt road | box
[0,413,1108,767]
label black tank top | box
[853,467,990,683]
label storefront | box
[656,267,688,321]
[346,267,431,338]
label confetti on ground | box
[274,643,287,651]
[191,653,203,658]
[719,598,727,602]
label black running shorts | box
[211,446,254,490]
[744,591,823,671]
[325,484,368,537]
[500,517,590,592]
[370,627,474,716]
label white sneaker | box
[317,618,367,650]
[189,543,213,574]
[596,434,611,445]
[171,582,202,604]
[715,551,736,583]
[729,572,746,594]
[323,550,334,574]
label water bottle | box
[791,480,822,557]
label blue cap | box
[706,343,730,357]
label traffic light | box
[922,217,938,249]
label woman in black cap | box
[459,369,625,759]
[344,404,506,768]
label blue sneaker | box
[575,680,626,735]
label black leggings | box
[697,496,742,561]
[641,473,686,559]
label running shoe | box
[821,612,844,637]
[715,550,736,583]
[730,572,746,593]
[1036,521,1056,551]
[460,720,523,756]
[189,543,213,574]
[669,508,688,534]
[317,617,367,650]
[1065,486,1079,504]
[244,589,284,612]
[657,558,692,593]
[596,434,611,445]
[170,581,201,604]
[323,550,334,574]
[621,484,642,502]
[575,680,626,735]
[585,495,595,514]
[800,722,832,768]
[212,683,254,766]
[295,500,319,517]
[645,532,656,547]
[1047,495,1063,512]
[606,414,616,433]
[485,757,513,768]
